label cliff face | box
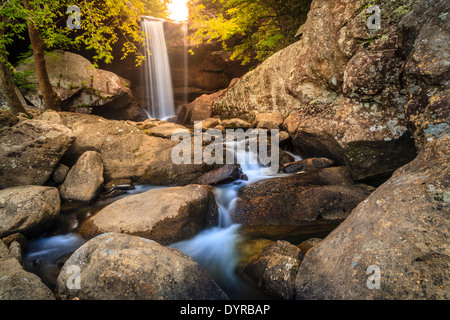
[209,0,449,184]
[205,0,450,300]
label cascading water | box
[171,138,290,299]
[142,18,176,120]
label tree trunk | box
[23,0,61,111]
[0,56,29,115]
[0,17,28,115]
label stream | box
[23,139,330,299]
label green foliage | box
[11,70,35,91]
[188,0,312,64]
[67,0,169,66]
[0,0,170,67]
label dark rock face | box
[282,158,335,174]
[56,233,228,300]
[208,0,449,185]
[232,167,371,236]
[16,51,134,114]
[192,164,244,185]
[243,240,304,300]
[295,136,450,300]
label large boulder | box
[243,240,304,300]
[59,151,104,202]
[0,186,60,238]
[0,241,55,300]
[177,90,226,125]
[146,122,191,139]
[400,0,450,149]
[78,185,218,245]
[37,111,219,185]
[56,232,228,300]
[211,40,305,121]
[0,119,75,189]
[284,99,418,183]
[210,0,450,185]
[232,167,371,237]
[16,50,133,113]
[295,136,450,300]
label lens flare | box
[168,0,189,21]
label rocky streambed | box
[1,0,449,301]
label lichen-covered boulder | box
[295,136,450,300]
[56,232,228,300]
[0,119,75,188]
[78,185,218,245]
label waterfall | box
[171,139,287,299]
[142,18,176,120]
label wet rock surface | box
[56,232,228,300]
[78,185,218,245]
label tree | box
[23,0,62,110]
[0,0,29,114]
[1,0,169,113]
[188,0,312,65]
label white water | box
[142,19,176,120]
[171,139,290,298]
[23,139,295,298]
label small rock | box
[282,157,335,173]
[8,241,22,265]
[146,122,190,139]
[221,118,253,130]
[51,163,70,184]
[103,179,133,191]
[297,238,322,255]
[201,118,222,131]
[192,164,244,185]
[254,113,285,130]
[243,240,304,300]
[1,233,28,251]
[59,151,104,202]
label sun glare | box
[168,0,189,21]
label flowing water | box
[142,18,176,120]
[22,22,325,299]
[170,139,292,299]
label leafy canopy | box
[0,0,170,67]
[188,0,312,65]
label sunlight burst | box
[168,0,189,21]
